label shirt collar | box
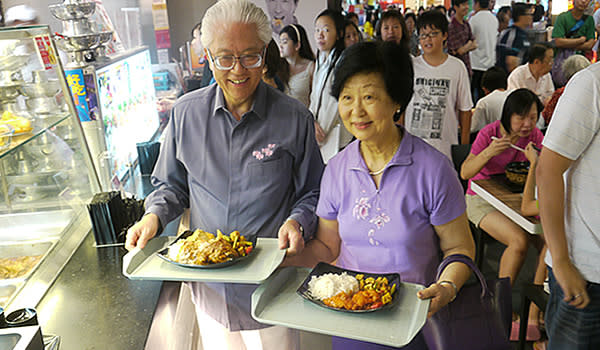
[349,126,414,174]
[212,81,268,120]
[524,64,537,81]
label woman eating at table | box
[461,88,546,340]
[282,41,475,350]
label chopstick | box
[491,136,541,153]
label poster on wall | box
[253,0,325,50]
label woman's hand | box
[484,136,511,158]
[524,142,539,164]
[314,121,326,144]
[417,281,457,318]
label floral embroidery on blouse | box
[252,143,277,160]
[354,196,390,246]
[353,197,371,220]
[369,213,390,229]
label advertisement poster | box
[65,68,92,122]
[254,0,323,47]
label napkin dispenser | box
[87,191,145,246]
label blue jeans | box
[546,267,600,350]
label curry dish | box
[322,275,396,311]
[0,255,42,279]
[170,229,253,265]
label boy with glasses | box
[403,10,473,161]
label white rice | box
[307,272,359,300]
[167,241,183,260]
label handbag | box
[552,14,589,87]
[423,254,512,350]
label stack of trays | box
[87,191,144,246]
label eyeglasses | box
[206,48,265,71]
[419,31,441,40]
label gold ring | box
[574,293,583,299]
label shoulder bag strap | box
[435,253,491,298]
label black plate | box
[296,262,401,313]
[157,230,257,269]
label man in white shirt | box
[507,43,555,106]
[469,0,499,102]
[537,62,600,349]
[470,67,511,137]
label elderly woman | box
[541,54,590,125]
[282,41,475,350]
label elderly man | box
[507,44,555,108]
[126,0,324,348]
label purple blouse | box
[316,128,466,286]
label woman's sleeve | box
[315,162,340,221]
[428,156,467,226]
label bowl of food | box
[296,262,400,313]
[505,161,529,185]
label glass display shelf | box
[0,25,101,312]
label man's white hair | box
[201,0,271,49]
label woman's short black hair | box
[316,9,346,54]
[375,9,410,50]
[500,88,543,133]
[417,10,449,35]
[331,41,414,121]
[280,24,315,61]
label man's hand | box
[125,213,160,251]
[278,219,304,256]
[553,259,590,309]
[417,281,457,318]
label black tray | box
[157,230,257,269]
[296,262,400,313]
[490,174,524,193]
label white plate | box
[252,267,429,347]
[122,236,285,284]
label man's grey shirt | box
[145,81,324,330]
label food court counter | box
[34,231,162,350]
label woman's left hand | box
[524,142,539,164]
[417,282,456,318]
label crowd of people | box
[127,0,600,349]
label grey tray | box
[252,267,430,347]
[123,236,285,284]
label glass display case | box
[0,25,101,310]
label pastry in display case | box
[0,25,101,310]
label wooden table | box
[471,178,542,234]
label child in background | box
[403,10,473,160]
